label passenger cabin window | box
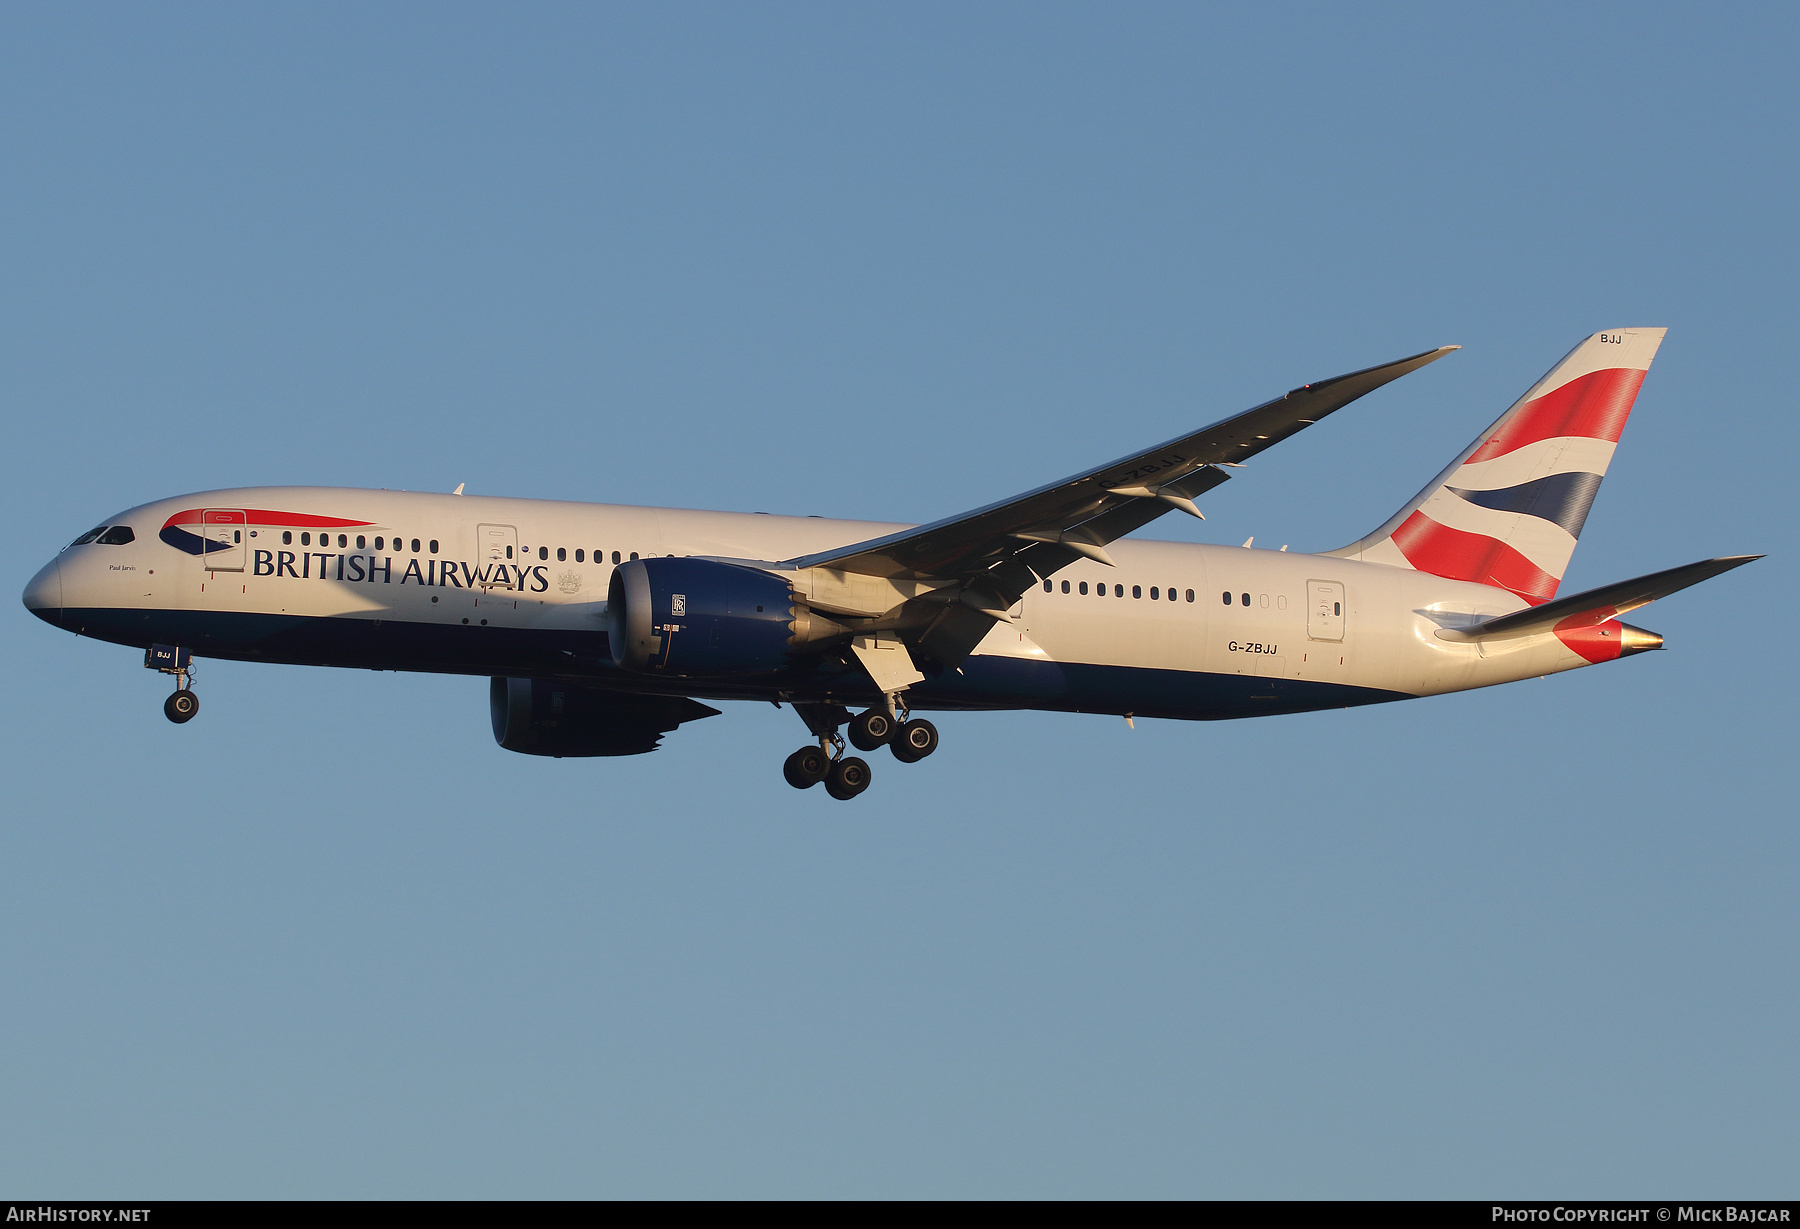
[1221,591,1231,605]
[612,551,621,564]
[1185,589,1195,602]
[1241,593,1250,606]
[356,536,366,549]
[557,548,566,562]
[540,546,549,560]
[1061,580,1070,593]
[630,552,639,561]
[411,539,421,553]
[1114,584,1124,598]
[1042,579,1051,592]
[1132,586,1142,599]
[575,549,584,562]
[429,540,438,554]
[1150,587,1158,600]
[375,537,385,550]
[96,526,135,545]
[301,532,312,546]
[1079,581,1088,595]
[337,534,347,548]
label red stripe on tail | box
[1466,367,1646,463]
[1390,511,1560,603]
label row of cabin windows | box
[496,547,637,563]
[1043,579,1196,601]
[537,547,632,563]
[1222,591,1295,611]
[285,531,438,553]
[278,532,641,567]
[1039,580,1311,612]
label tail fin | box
[1328,328,1666,604]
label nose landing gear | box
[164,689,199,724]
[146,643,198,724]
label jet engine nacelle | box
[489,677,720,757]
[606,556,844,677]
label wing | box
[788,345,1457,664]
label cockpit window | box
[97,526,136,545]
[69,527,107,547]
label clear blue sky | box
[2,3,1793,1198]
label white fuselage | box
[26,485,1610,721]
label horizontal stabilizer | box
[1445,555,1762,640]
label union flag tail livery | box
[1329,328,1665,604]
[23,329,1758,801]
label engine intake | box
[606,557,845,677]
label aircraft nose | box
[22,558,62,627]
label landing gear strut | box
[782,702,869,800]
[147,643,199,724]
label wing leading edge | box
[792,344,1457,585]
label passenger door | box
[1307,580,1345,641]
[201,509,247,571]
[477,523,519,588]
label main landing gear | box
[146,643,199,724]
[783,699,938,800]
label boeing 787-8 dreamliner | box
[23,329,1758,799]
